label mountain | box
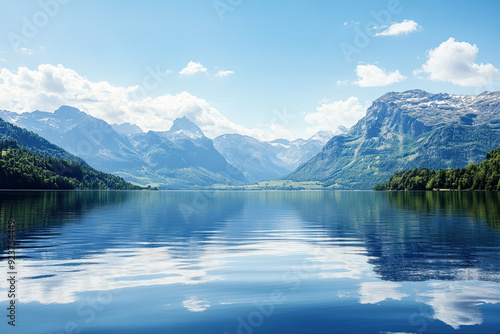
[374,145,500,191]
[213,134,290,183]
[213,130,338,183]
[277,130,343,168]
[0,139,141,190]
[0,106,144,172]
[0,108,244,189]
[0,116,84,163]
[0,120,142,190]
[287,90,500,189]
[128,118,245,188]
[111,122,143,135]
[159,116,205,140]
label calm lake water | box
[1,190,500,334]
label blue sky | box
[0,0,499,139]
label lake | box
[1,190,500,334]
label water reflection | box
[183,296,210,312]
[358,281,408,304]
[421,282,500,329]
[0,245,225,304]
[287,191,500,282]
[0,191,499,333]
[384,191,500,228]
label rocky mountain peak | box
[307,131,335,142]
[112,122,143,135]
[54,105,87,118]
[168,116,203,136]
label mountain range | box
[0,107,333,188]
[2,89,499,190]
[213,130,338,183]
[287,90,500,189]
[0,107,244,188]
[0,119,141,190]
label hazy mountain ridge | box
[127,119,246,188]
[1,106,340,187]
[0,108,245,188]
[0,106,144,171]
[213,130,339,183]
[287,90,500,189]
[0,115,85,164]
[0,123,140,190]
[111,122,143,135]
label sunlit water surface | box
[1,190,500,333]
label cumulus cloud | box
[215,69,235,77]
[304,96,366,136]
[415,38,500,86]
[0,64,293,140]
[375,20,421,37]
[179,61,207,76]
[354,64,406,87]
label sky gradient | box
[0,0,499,139]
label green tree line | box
[0,139,142,190]
[374,146,500,191]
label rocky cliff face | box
[287,90,500,189]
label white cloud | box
[179,61,208,76]
[344,21,360,27]
[354,64,406,87]
[375,20,421,37]
[182,296,210,312]
[215,69,235,77]
[0,64,292,140]
[304,96,366,137]
[0,58,6,62]
[358,282,409,304]
[336,79,349,87]
[416,38,500,86]
[18,47,34,55]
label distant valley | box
[213,130,339,183]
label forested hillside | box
[374,146,500,191]
[0,139,142,190]
[0,117,84,163]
